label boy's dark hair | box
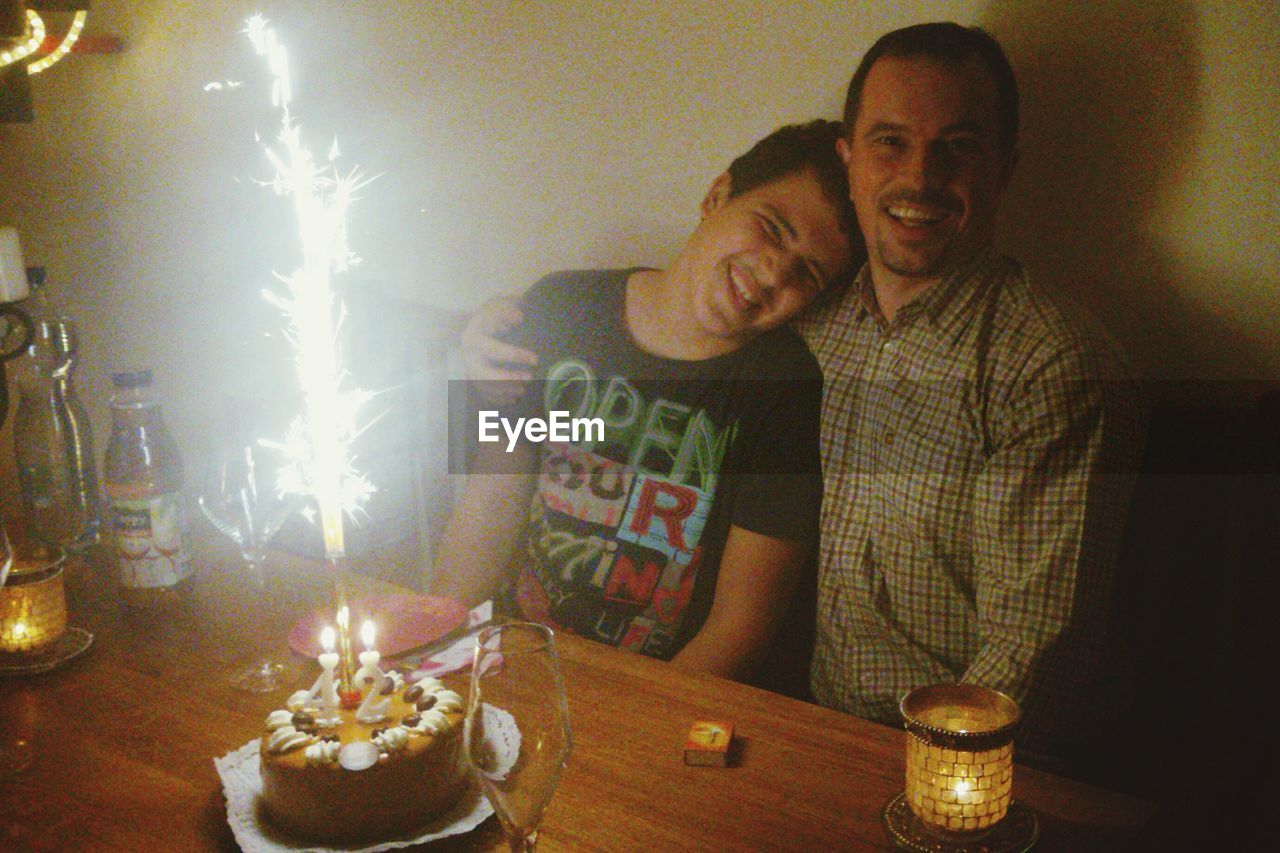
[725,119,864,298]
[842,22,1019,154]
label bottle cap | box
[111,369,153,388]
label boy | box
[434,120,861,679]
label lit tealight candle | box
[0,545,68,654]
[310,626,341,725]
[900,684,1019,835]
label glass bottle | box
[104,369,194,609]
[12,319,99,551]
[49,317,100,540]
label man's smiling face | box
[841,53,1016,290]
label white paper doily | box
[215,739,494,852]
[470,703,520,782]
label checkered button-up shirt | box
[794,249,1146,756]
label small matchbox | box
[683,720,733,767]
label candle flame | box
[243,14,375,558]
[320,625,335,652]
[361,619,376,649]
[336,605,350,630]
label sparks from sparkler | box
[242,14,375,559]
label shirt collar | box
[850,264,876,322]
[851,245,1001,331]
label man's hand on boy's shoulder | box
[462,295,537,405]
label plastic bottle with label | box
[104,369,194,608]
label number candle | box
[352,619,384,696]
[314,626,341,725]
[355,620,390,723]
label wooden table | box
[0,538,1158,851]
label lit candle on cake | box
[352,620,383,695]
[355,643,390,725]
[313,626,341,725]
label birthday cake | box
[258,673,469,844]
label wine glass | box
[0,519,10,589]
[198,442,295,692]
[466,621,573,851]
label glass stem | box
[244,554,268,591]
[508,829,538,852]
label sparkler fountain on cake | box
[244,15,376,694]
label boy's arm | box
[671,525,808,680]
[429,441,538,606]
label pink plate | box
[288,595,468,658]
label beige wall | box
[1,0,1277,515]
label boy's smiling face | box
[678,166,855,348]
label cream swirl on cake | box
[372,725,410,754]
[267,725,314,754]
[304,739,341,766]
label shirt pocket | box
[869,379,980,550]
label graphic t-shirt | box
[505,269,823,659]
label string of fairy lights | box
[0,8,87,74]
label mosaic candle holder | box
[900,684,1020,836]
[0,542,67,654]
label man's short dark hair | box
[842,23,1019,154]
[725,119,864,296]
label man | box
[795,23,1145,761]
[463,24,1145,761]
[436,121,861,680]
